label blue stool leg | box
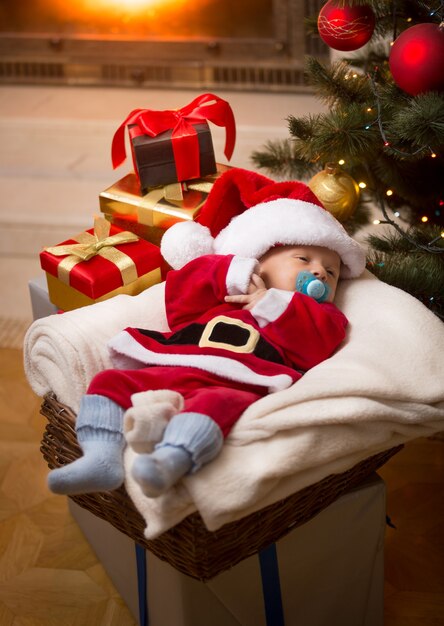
[259,543,285,626]
[135,543,149,626]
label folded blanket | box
[24,272,444,539]
[24,283,168,412]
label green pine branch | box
[390,93,444,148]
[367,225,444,319]
[288,102,380,164]
[304,58,373,106]
[250,139,320,179]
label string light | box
[425,2,444,22]
[431,151,437,158]
[386,189,393,196]
[358,182,367,188]
[363,164,444,255]
[428,232,444,245]
[338,159,345,165]
[422,216,429,222]
[369,72,435,157]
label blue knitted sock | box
[48,395,125,495]
[131,412,223,498]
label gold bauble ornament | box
[308,163,360,222]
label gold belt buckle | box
[198,315,260,353]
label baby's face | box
[258,245,341,302]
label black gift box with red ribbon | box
[130,121,217,191]
[111,93,236,194]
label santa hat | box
[161,168,366,279]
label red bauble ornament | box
[317,1,376,51]
[389,23,444,96]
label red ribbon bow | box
[111,93,236,183]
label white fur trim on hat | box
[161,221,215,269]
[213,198,366,278]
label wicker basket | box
[40,393,402,582]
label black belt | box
[137,315,285,366]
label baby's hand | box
[224,273,268,310]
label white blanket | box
[24,272,444,539]
[24,283,169,412]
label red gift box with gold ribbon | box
[40,217,162,311]
[112,93,236,192]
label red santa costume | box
[87,168,365,438]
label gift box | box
[100,164,230,246]
[112,93,236,193]
[130,121,216,191]
[40,218,162,311]
[68,474,386,626]
[29,275,59,319]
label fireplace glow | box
[2,0,273,39]
[0,0,325,92]
[88,0,189,12]
[105,0,165,6]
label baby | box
[47,169,365,498]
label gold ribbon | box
[45,217,139,285]
[141,180,214,212]
[186,180,214,194]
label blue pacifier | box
[295,271,330,303]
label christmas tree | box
[252,0,444,319]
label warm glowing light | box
[121,0,151,5]
[366,107,372,112]
[386,189,393,196]
[358,182,366,188]
[431,152,437,158]
[384,141,390,147]
[441,231,444,238]
[338,159,345,165]
[373,219,381,225]
[407,17,412,22]
[90,0,190,16]
[421,216,429,222]
[394,211,400,217]
[97,0,170,7]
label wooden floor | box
[0,346,443,625]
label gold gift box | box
[45,269,161,312]
[99,164,230,245]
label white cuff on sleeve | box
[250,289,293,327]
[226,257,259,295]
